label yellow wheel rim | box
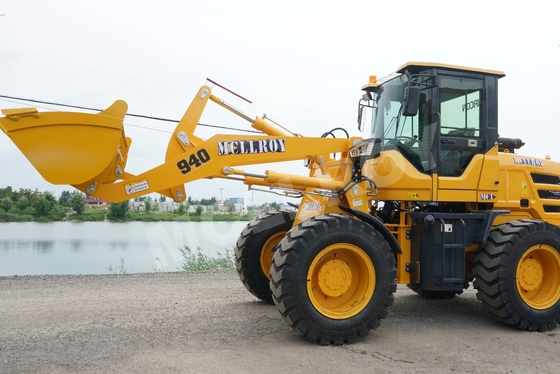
[307,243,375,319]
[516,244,560,309]
[259,232,287,280]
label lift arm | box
[0,85,362,203]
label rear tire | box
[473,219,560,331]
[270,214,397,345]
[234,209,295,303]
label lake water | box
[0,221,249,276]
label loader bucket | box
[0,100,130,185]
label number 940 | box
[177,149,211,174]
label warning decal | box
[125,179,150,195]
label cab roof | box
[397,62,505,78]
[362,62,506,92]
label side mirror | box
[402,86,420,116]
[357,92,372,131]
[357,105,365,131]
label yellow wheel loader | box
[2,62,560,345]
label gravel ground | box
[1,270,559,373]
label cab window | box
[440,76,483,137]
[439,75,484,176]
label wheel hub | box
[317,259,352,297]
[516,244,560,310]
[259,231,287,280]
[518,258,543,292]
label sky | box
[0,0,559,206]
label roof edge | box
[397,61,505,77]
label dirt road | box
[1,270,558,373]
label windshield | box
[370,74,436,173]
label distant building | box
[158,201,180,212]
[85,198,110,209]
[129,200,180,213]
[227,197,244,205]
[188,205,207,213]
[130,201,145,212]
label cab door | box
[437,74,486,200]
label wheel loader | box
[2,62,560,345]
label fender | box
[338,205,402,254]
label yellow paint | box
[438,155,483,190]
[5,65,560,292]
[521,182,528,196]
[0,100,130,185]
[438,189,477,202]
[366,151,433,201]
[306,243,375,319]
[477,146,500,191]
[397,61,505,77]
[260,231,288,280]
[516,244,560,309]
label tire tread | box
[270,213,396,345]
[473,219,560,332]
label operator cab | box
[358,62,506,177]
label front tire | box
[473,220,560,331]
[270,214,397,345]
[234,209,295,303]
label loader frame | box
[2,62,560,344]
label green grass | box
[0,211,62,222]
[107,247,236,274]
[106,257,131,274]
[178,246,236,271]
[127,212,253,222]
[68,209,107,221]
[1,208,255,222]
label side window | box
[380,88,436,174]
[438,75,484,177]
[404,90,436,173]
[440,76,483,138]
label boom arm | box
[0,85,362,203]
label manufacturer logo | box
[303,203,321,210]
[462,99,479,112]
[480,193,496,201]
[352,199,363,207]
[217,139,286,156]
[514,157,543,167]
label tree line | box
[0,186,113,221]
[0,186,286,222]
[0,186,79,218]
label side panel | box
[437,147,500,199]
[365,151,433,201]
[493,153,560,226]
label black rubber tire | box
[234,209,295,303]
[270,213,397,345]
[473,219,560,331]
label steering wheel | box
[395,136,421,147]
[392,136,424,172]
